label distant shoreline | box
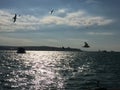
[0,46,82,51]
[0,46,119,52]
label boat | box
[83,42,90,48]
[17,47,26,53]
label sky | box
[0,0,120,51]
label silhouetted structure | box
[17,47,26,53]
[13,14,17,23]
[83,42,90,48]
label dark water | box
[0,51,120,90]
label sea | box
[0,51,120,90]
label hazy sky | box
[0,0,120,51]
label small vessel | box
[17,47,26,53]
[83,42,90,48]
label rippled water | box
[0,51,120,90]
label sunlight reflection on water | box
[13,51,92,90]
[2,51,120,90]
[16,51,66,89]
[4,51,89,90]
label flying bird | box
[50,9,54,14]
[13,14,17,23]
[82,42,90,48]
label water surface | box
[0,51,120,90]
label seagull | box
[83,42,90,48]
[13,14,17,23]
[50,9,54,14]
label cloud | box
[0,9,113,32]
[0,10,41,32]
[87,32,114,35]
[41,10,113,27]
[56,8,67,14]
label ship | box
[17,47,26,53]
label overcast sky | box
[0,0,120,51]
